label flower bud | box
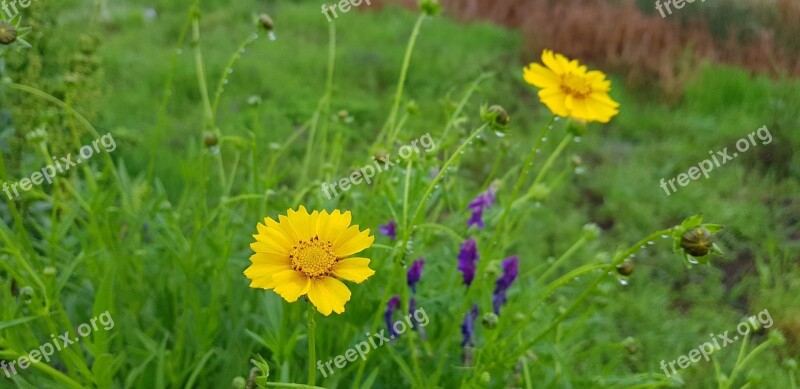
[481,104,510,132]
[419,0,442,16]
[203,131,219,148]
[258,14,274,31]
[616,259,634,276]
[0,21,17,45]
[479,371,491,385]
[680,226,714,257]
[374,148,389,161]
[481,313,499,329]
[231,377,246,389]
[769,330,786,346]
[582,223,601,241]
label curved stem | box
[191,16,214,128]
[535,236,587,282]
[486,115,555,260]
[377,14,426,146]
[211,32,260,117]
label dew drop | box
[268,31,277,41]
[619,279,629,286]
[542,137,548,141]
[223,79,229,85]
[661,234,670,239]
[574,137,582,143]
[648,241,655,245]
[227,69,233,74]
[494,131,506,138]
[554,117,561,121]
[688,258,699,265]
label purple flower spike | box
[467,186,496,228]
[461,304,479,347]
[492,256,519,315]
[385,296,401,337]
[407,258,425,292]
[457,238,480,287]
[379,220,397,240]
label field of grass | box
[1,0,798,388]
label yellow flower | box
[523,50,619,123]
[245,206,375,316]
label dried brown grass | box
[371,0,800,97]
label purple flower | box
[461,304,479,347]
[385,296,401,337]
[457,238,480,287]
[407,258,424,292]
[492,256,519,315]
[467,186,496,228]
[379,220,397,240]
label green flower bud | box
[258,14,274,31]
[203,131,219,148]
[419,0,442,17]
[232,377,246,389]
[616,259,634,276]
[582,223,601,241]
[0,21,17,45]
[680,226,714,257]
[769,330,786,346]
[481,105,510,132]
[482,313,499,329]
[479,371,491,385]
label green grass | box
[0,0,798,388]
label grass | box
[0,0,798,388]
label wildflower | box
[523,50,619,123]
[245,206,375,316]
[407,258,424,292]
[461,304,479,346]
[386,296,401,337]
[0,21,17,45]
[467,187,496,228]
[457,238,480,286]
[378,220,397,240]
[492,256,519,314]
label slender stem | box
[211,32,260,117]
[725,336,775,389]
[531,133,573,187]
[487,115,555,259]
[405,125,486,234]
[191,17,214,128]
[536,236,587,282]
[265,383,326,389]
[307,303,317,386]
[377,14,426,146]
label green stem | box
[265,383,326,389]
[211,32,260,117]
[378,14,426,146]
[724,336,776,389]
[307,303,317,386]
[486,115,555,260]
[191,16,214,128]
[536,236,587,282]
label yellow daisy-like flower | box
[523,49,620,123]
[245,206,376,316]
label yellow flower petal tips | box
[245,206,376,316]
[524,50,620,123]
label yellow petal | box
[523,63,560,88]
[333,226,374,258]
[247,252,292,273]
[538,88,570,117]
[250,241,289,256]
[541,49,564,74]
[286,206,316,242]
[316,209,351,243]
[257,218,295,252]
[332,258,375,284]
[271,270,311,302]
[248,275,278,289]
[307,277,352,316]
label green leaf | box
[680,214,704,230]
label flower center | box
[290,236,337,278]
[560,73,593,98]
